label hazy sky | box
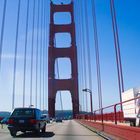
[0,0,140,112]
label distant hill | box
[0,110,88,119]
[42,110,73,119]
[41,110,88,119]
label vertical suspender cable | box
[74,1,82,111]
[0,0,7,69]
[44,0,48,110]
[44,0,47,110]
[74,1,84,111]
[45,1,49,109]
[30,0,36,106]
[113,7,124,94]
[84,0,93,112]
[42,0,44,110]
[110,0,124,107]
[42,0,45,110]
[76,0,83,111]
[40,0,43,109]
[110,0,121,103]
[45,0,49,110]
[91,0,103,110]
[23,0,30,107]
[79,0,86,112]
[12,0,21,110]
[41,0,44,110]
[74,0,84,112]
[77,0,85,112]
[35,0,40,108]
[43,0,46,110]
[78,1,85,112]
[80,0,88,112]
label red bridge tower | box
[48,1,79,118]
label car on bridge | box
[7,108,46,137]
[0,117,9,124]
[41,114,50,123]
[56,117,63,123]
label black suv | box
[8,108,46,137]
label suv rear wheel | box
[10,130,17,137]
[41,124,46,133]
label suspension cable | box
[12,0,21,110]
[0,0,7,69]
[39,0,43,109]
[45,1,49,110]
[30,0,36,106]
[111,0,124,92]
[110,0,121,103]
[74,0,80,111]
[23,0,30,107]
[84,0,93,112]
[35,0,40,108]
[110,0,124,106]
[75,0,86,112]
[78,4,83,112]
[91,0,103,110]
[79,0,86,112]
[76,0,84,112]
[44,1,47,110]
[43,0,46,110]
[79,0,88,112]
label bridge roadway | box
[0,120,106,140]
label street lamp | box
[82,88,93,114]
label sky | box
[0,0,140,113]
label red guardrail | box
[76,96,140,124]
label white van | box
[122,87,140,126]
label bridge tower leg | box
[48,1,79,118]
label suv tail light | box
[8,119,14,124]
[30,119,37,124]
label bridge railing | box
[76,96,140,125]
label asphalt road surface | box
[0,120,106,140]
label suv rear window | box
[11,109,35,117]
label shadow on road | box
[15,131,55,138]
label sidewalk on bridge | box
[77,119,140,140]
[0,125,8,133]
[76,120,121,140]
[90,120,130,126]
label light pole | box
[82,88,93,114]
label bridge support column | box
[48,98,55,118]
[48,1,79,118]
